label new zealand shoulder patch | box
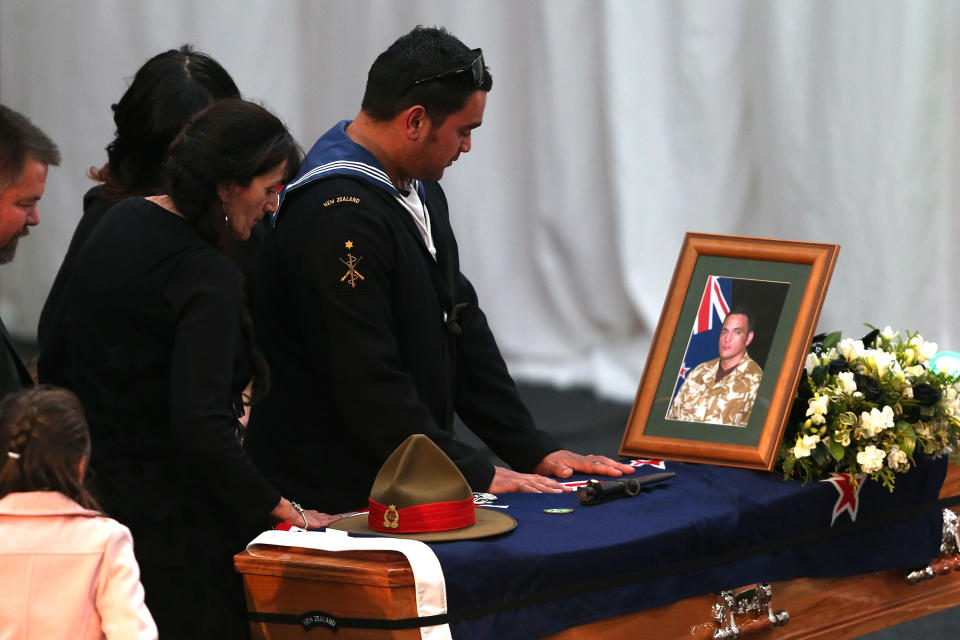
[323,195,361,207]
[339,240,364,288]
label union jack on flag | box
[695,275,731,334]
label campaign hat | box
[328,434,516,542]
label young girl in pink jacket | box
[0,386,156,639]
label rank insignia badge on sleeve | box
[339,240,364,288]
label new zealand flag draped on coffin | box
[672,276,731,399]
[431,457,948,640]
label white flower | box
[793,434,820,459]
[860,406,895,438]
[942,385,960,417]
[838,339,866,362]
[903,386,914,399]
[805,352,821,375]
[880,326,898,341]
[903,348,917,366]
[864,349,895,377]
[918,341,938,364]
[909,335,924,349]
[904,365,925,378]
[887,445,909,472]
[824,347,839,360]
[806,394,830,425]
[835,371,857,394]
[888,358,904,379]
[857,445,886,473]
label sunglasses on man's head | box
[401,49,484,96]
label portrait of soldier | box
[666,305,763,427]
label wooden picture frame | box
[619,233,840,470]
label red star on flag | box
[629,459,666,469]
[821,472,865,526]
[679,363,690,379]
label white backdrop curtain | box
[1,0,958,401]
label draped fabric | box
[243,457,947,639]
[2,0,958,401]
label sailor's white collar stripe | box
[274,156,424,226]
[286,160,393,193]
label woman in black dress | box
[38,100,337,639]
[37,45,241,349]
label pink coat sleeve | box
[95,521,158,639]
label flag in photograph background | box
[671,276,731,400]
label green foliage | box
[822,331,843,351]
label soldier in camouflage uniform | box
[667,308,763,427]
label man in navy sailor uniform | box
[245,27,633,514]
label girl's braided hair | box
[0,386,100,510]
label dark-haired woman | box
[38,44,241,348]
[38,100,337,639]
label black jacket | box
[37,186,113,350]
[0,317,31,400]
[246,171,560,513]
[38,198,281,562]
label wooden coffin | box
[235,467,960,639]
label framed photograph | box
[620,233,839,470]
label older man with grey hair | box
[0,104,59,397]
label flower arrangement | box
[778,326,960,491]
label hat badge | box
[384,505,400,529]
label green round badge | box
[542,508,574,514]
